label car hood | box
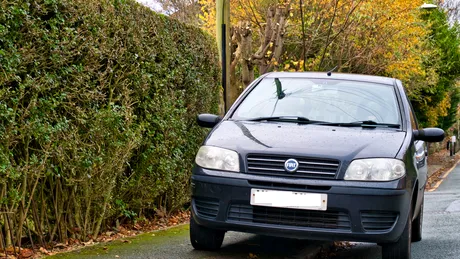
[204,121,406,160]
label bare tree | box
[441,0,460,24]
[231,1,291,95]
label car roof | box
[264,72,396,85]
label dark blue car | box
[190,72,444,259]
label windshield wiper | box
[350,120,400,128]
[244,116,311,123]
[240,117,400,128]
[314,120,400,128]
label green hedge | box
[0,0,219,244]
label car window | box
[232,77,401,124]
[409,107,418,130]
[407,99,418,130]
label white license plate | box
[250,189,327,211]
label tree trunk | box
[3,214,11,248]
[252,3,291,74]
[233,21,254,89]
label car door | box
[409,103,428,209]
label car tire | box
[382,206,412,259]
[190,216,225,251]
[412,196,424,242]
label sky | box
[136,0,163,12]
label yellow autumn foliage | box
[421,93,451,126]
[198,0,457,128]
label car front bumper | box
[191,168,411,243]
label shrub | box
[0,0,219,245]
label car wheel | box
[412,196,424,242]
[190,216,225,250]
[382,206,412,259]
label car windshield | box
[232,77,401,125]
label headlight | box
[344,159,405,181]
[195,146,240,172]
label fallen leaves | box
[83,240,95,246]
[5,247,19,254]
[19,249,34,259]
[39,247,51,255]
[53,243,67,249]
[1,247,33,259]
[317,241,356,258]
[7,210,191,259]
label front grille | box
[194,198,219,219]
[361,211,399,232]
[247,154,340,179]
[228,204,351,230]
[248,180,331,191]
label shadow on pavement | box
[323,243,380,259]
[190,234,320,258]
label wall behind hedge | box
[0,0,220,245]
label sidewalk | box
[427,149,457,177]
[412,162,460,259]
[426,149,460,189]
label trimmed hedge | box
[0,0,219,244]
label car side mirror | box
[197,114,222,128]
[413,128,445,142]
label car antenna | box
[275,78,285,99]
[326,66,338,76]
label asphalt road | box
[327,164,460,259]
[49,226,326,259]
[50,166,460,259]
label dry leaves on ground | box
[5,210,190,259]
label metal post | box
[223,0,231,112]
[216,0,230,112]
[300,0,306,71]
[221,23,227,111]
